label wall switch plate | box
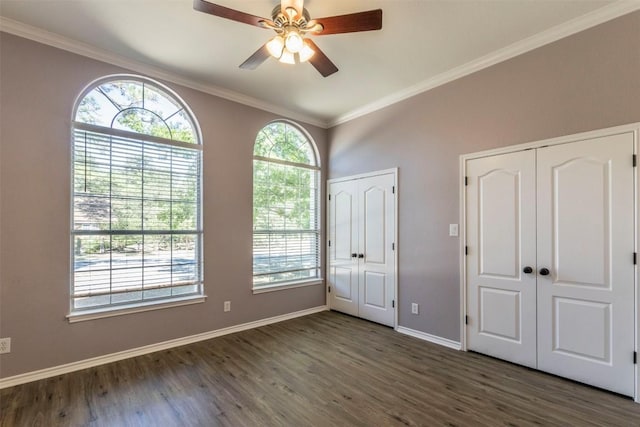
[0,338,11,354]
[449,224,459,237]
[224,301,231,312]
[411,303,419,315]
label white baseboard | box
[0,305,328,390]
[396,326,462,351]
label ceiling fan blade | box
[312,9,382,35]
[281,0,304,19]
[194,0,268,28]
[239,44,271,70]
[305,40,338,77]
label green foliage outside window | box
[253,122,320,287]
[71,77,202,311]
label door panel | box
[363,272,386,308]
[537,133,635,396]
[479,170,520,278]
[333,267,354,300]
[358,173,395,326]
[334,192,355,262]
[479,287,521,342]
[552,158,608,287]
[328,181,358,316]
[466,150,537,368]
[362,186,386,264]
[553,297,610,362]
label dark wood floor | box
[2,311,640,426]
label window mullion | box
[109,134,114,306]
[170,146,174,296]
[141,140,146,300]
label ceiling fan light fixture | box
[284,29,304,53]
[298,43,315,63]
[279,49,296,64]
[266,35,285,58]
[194,1,383,77]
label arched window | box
[253,121,321,290]
[70,75,203,317]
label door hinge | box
[392,300,395,308]
[328,286,331,293]
[633,154,637,167]
[328,240,331,247]
[634,351,637,364]
[329,194,331,201]
[392,242,395,251]
[465,246,468,255]
[634,252,637,265]
[465,176,468,186]
[465,315,469,325]
[392,186,395,194]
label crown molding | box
[0,17,328,129]
[328,0,640,128]
[2,1,638,130]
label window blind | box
[72,128,203,310]
[252,158,320,287]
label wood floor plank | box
[2,311,640,426]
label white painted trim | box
[396,326,462,351]
[459,156,468,351]
[329,1,640,127]
[252,279,324,294]
[459,122,640,403]
[0,17,326,129]
[0,305,329,390]
[635,130,639,404]
[326,168,399,328]
[67,295,207,323]
[327,168,399,184]
[393,169,399,329]
[4,2,637,129]
[462,122,640,161]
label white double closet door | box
[466,132,635,396]
[328,172,396,327]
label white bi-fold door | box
[466,132,635,396]
[328,172,396,327]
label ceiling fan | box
[193,0,383,77]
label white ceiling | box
[1,1,637,127]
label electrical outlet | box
[224,301,231,312]
[411,303,419,315]
[0,338,11,354]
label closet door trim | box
[459,122,639,403]
[328,168,399,328]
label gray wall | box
[328,12,640,341]
[0,33,327,378]
[2,11,639,379]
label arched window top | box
[254,121,318,167]
[74,76,199,144]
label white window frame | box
[252,120,323,293]
[68,74,205,322]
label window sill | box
[67,295,207,323]
[252,279,324,294]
